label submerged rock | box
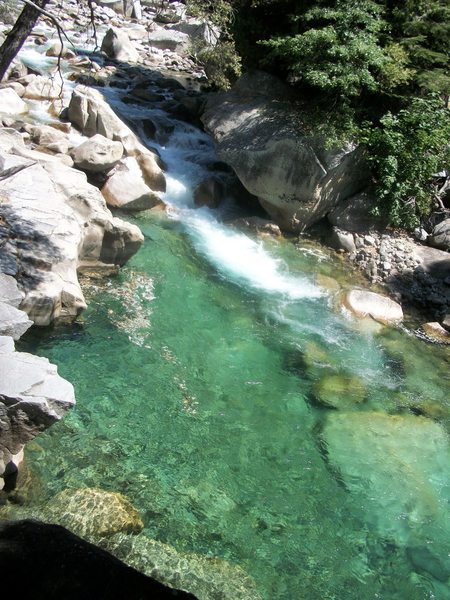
[313,372,366,409]
[100,532,263,600]
[322,411,450,583]
[43,488,144,537]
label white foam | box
[186,215,322,300]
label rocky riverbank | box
[0,0,449,597]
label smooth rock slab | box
[343,289,403,324]
[322,411,450,582]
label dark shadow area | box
[0,206,64,290]
[0,519,198,600]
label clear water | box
[13,43,450,600]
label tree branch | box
[19,0,76,48]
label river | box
[12,29,450,600]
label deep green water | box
[17,209,450,600]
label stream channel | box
[11,32,450,600]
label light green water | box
[17,209,450,600]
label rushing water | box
[11,34,450,600]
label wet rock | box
[0,338,75,486]
[193,177,224,209]
[71,133,124,173]
[44,488,144,537]
[136,152,166,192]
[202,71,369,232]
[231,216,282,237]
[0,520,198,600]
[45,41,76,59]
[101,28,139,63]
[343,289,403,325]
[102,157,163,211]
[313,372,366,409]
[0,88,28,116]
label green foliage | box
[195,40,242,91]
[186,0,241,89]
[184,0,450,228]
[259,0,387,97]
[362,97,450,229]
[389,0,450,96]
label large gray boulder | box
[0,150,143,326]
[202,72,369,232]
[0,336,75,488]
[428,218,450,251]
[101,28,140,63]
[147,29,190,54]
[327,191,387,233]
[71,133,124,173]
[102,157,163,211]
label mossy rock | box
[43,487,143,538]
[314,372,366,409]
